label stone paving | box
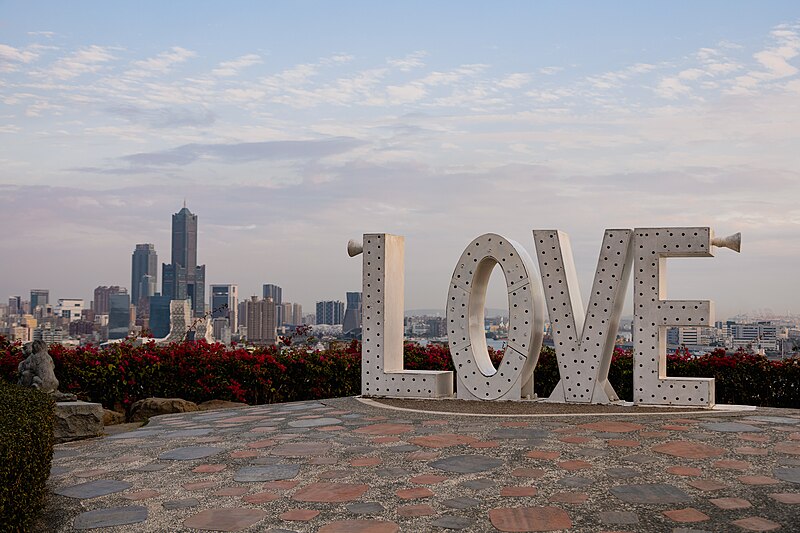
[41,397,800,532]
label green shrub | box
[0,380,55,532]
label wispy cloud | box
[0,44,40,72]
[211,53,262,77]
[124,46,195,78]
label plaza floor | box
[41,397,800,532]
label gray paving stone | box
[744,416,799,425]
[234,464,300,482]
[774,467,800,484]
[489,428,550,439]
[165,428,214,438]
[158,446,224,460]
[700,422,764,433]
[558,476,593,488]
[108,429,164,440]
[53,449,79,459]
[430,454,504,474]
[55,479,132,499]
[600,511,639,525]
[672,529,712,533]
[387,445,420,453]
[346,502,385,514]
[375,467,410,478]
[442,496,481,509]
[605,467,641,479]
[250,456,284,465]
[162,498,199,510]
[135,463,169,472]
[431,515,476,529]
[610,483,691,504]
[460,478,496,490]
[50,466,70,476]
[73,505,147,529]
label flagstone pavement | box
[41,397,800,532]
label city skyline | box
[1,3,799,317]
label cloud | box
[388,51,427,71]
[0,44,40,72]
[729,24,800,94]
[125,46,195,78]
[39,45,116,80]
[106,104,217,128]
[212,53,262,77]
[587,63,656,89]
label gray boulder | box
[54,401,104,443]
[129,398,198,422]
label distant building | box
[131,244,158,308]
[93,286,127,315]
[263,284,282,324]
[149,295,172,338]
[246,296,276,345]
[210,284,238,330]
[108,293,132,340]
[292,303,303,326]
[316,300,344,326]
[8,296,22,316]
[342,292,362,333]
[162,206,206,317]
[33,323,65,344]
[55,299,84,322]
[30,289,49,312]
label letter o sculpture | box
[446,234,544,400]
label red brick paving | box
[774,442,800,455]
[713,459,751,470]
[687,479,728,491]
[500,486,539,497]
[511,467,546,479]
[738,475,781,485]
[395,487,433,499]
[318,520,399,533]
[639,431,670,438]
[662,507,710,522]
[525,450,560,460]
[710,497,752,509]
[409,474,447,484]
[489,506,572,531]
[735,446,768,456]
[408,433,478,448]
[405,451,438,460]
[558,460,592,471]
[292,483,369,503]
[353,423,414,435]
[769,492,800,504]
[731,516,781,531]
[242,491,280,503]
[580,421,644,433]
[246,438,276,449]
[396,504,435,517]
[183,508,267,531]
[183,481,217,490]
[470,440,500,448]
[653,440,726,459]
[559,436,591,444]
[350,457,382,467]
[549,491,588,503]
[280,509,320,521]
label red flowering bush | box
[0,335,796,409]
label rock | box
[129,398,198,422]
[197,399,247,411]
[103,409,126,426]
[54,401,104,443]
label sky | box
[1,1,799,319]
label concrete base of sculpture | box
[54,401,104,443]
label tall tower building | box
[30,289,49,311]
[131,244,158,306]
[93,286,127,315]
[246,296,276,345]
[210,284,239,331]
[262,284,282,325]
[162,206,206,317]
[316,300,344,325]
[342,291,362,333]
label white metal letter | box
[533,229,633,404]
[447,234,544,400]
[632,227,717,407]
[357,234,453,398]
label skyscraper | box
[262,283,282,325]
[210,284,238,331]
[93,286,126,315]
[108,293,132,340]
[131,244,158,306]
[343,291,362,333]
[316,300,344,325]
[30,289,49,311]
[246,296,276,345]
[162,206,206,317]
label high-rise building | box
[316,300,344,325]
[8,296,21,316]
[56,299,84,322]
[131,244,158,306]
[93,286,127,315]
[263,284,282,325]
[342,292,362,333]
[292,303,303,326]
[162,206,206,317]
[246,296,276,344]
[108,293,132,340]
[30,289,49,311]
[149,295,171,338]
[210,284,238,331]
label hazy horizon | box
[2,2,799,318]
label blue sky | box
[1,2,799,317]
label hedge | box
[0,380,55,532]
[0,335,797,410]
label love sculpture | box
[348,228,741,407]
